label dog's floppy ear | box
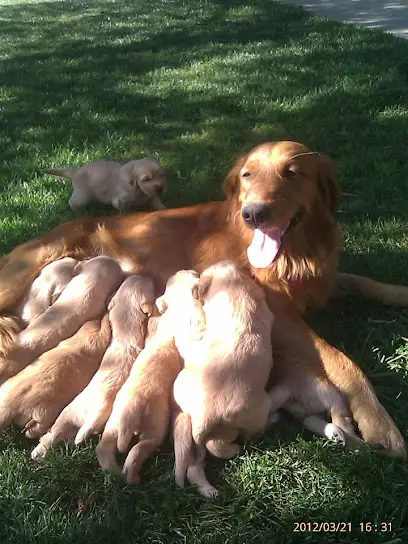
[198,274,212,300]
[140,301,153,317]
[222,155,246,201]
[72,260,86,277]
[155,295,168,314]
[317,155,341,215]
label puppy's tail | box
[43,167,78,180]
[173,411,194,488]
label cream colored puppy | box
[12,257,79,326]
[162,262,275,498]
[0,256,124,384]
[0,315,111,438]
[44,158,166,212]
[31,275,155,460]
[154,270,219,498]
[96,309,182,485]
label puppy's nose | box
[156,185,164,193]
[241,203,271,227]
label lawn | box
[1,0,408,542]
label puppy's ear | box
[155,295,168,314]
[198,274,212,300]
[222,156,246,201]
[317,155,341,216]
[192,285,199,299]
[72,261,85,276]
[107,294,116,312]
[140,301,153,317]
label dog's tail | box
[335,272,408,307]
[43,167,78,180]
[173,411,194,488]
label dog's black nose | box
[156,185,164,193]
[241,203,271,227]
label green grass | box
[1,0,408,541]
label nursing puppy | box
[31,275,155,460]
[44,158,166,212]
[12,257,78,326]
[0,315,111,438]
[96,309,182,485]
[267,366,363,449]
[0,256,124,384]
[162,263,274,497]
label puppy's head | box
[109,274,156,316]
[157,269,200,313]
[128,158,166,199]
[198,260,256,301]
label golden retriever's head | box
[223,141,340,269]
[127,158,167,199]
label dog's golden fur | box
[0,256,124,385]
[96,312,182,484]
[0,141,406,457]
[0,315,111,439]
[31,275,155,460]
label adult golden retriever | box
[0,141,406,457]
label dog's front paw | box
[198,484,219,500]
[324,423,346,446]
[31,443,48,462]
[357,405,406,460]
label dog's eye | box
[284,166,298,179]
[242,171,251,178]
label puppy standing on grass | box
[96,307,182,485]
[31,275,156,461]
[0,256,125,384]
[0,315,111,438]
[161,262,275,498]
[43,158,167,212]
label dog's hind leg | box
[186,444,219,499]
[96,430,121,473]
[122,437,160,485]
[68,188,91,214]
[31,419,78,461]
[334,273,408,308]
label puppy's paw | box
[198,484,219,500]
[324,423,346,446]
[31,443,48,462]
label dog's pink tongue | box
[247,228,282,268]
